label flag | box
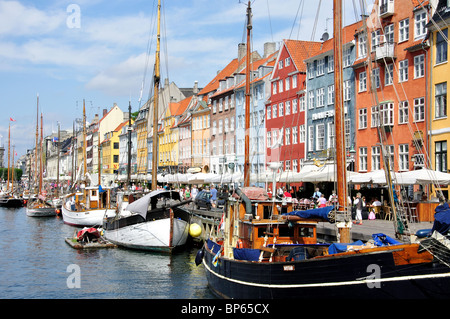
[9,117,16,122]
[52,137,59,142]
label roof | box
[198,58,239,96]
[284,40,322,71]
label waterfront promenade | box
[317,219,434,242]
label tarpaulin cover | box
[432,202,450,235]
[372,233,401,246]
[328,241,364,254]
[284,206,334,222]
[77,227,101,241]
[233,248,260,261]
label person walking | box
[353,192,363,225]
[210,184,218,208]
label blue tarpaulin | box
[283,206,334,222]
[432,202,450,235]
[206,239,222,254]
[233,248,260,261]
[372,233,401,246]
[328,241,364,254]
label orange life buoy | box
[236,239,243,249]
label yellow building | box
[101,121,126,176]
[159,97,191,171]
[428,2,449,199]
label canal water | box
[0,206,215,299]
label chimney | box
[238,43,246,61]
[103,109,107,117]
[193,81,198,95]
[264,42,276,58]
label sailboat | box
[61,100,116,227]
[103,0,192,252]
[27,97,56,217]
[0,118,23,208]
[199,1,450,299]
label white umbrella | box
[396,168,450,185]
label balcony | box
[379,0,394,18]
[372,41,396,62]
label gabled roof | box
[284,40,322,72]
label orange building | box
[353,0,433,174]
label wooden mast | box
[7,122,10,192]
[151,0,161,191]
[127,101,132,187]
[34,94,39,194]
[333,0,351,243]
[56,122,60,197]
[243,0,252,187]
[82,100,87,206]
[39,113,43,197]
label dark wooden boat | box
[200,0,450,299]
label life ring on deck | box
[236,239,243,249]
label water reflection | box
[0,207,214,299]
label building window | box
[358,32,367,58]
[371,29,381,51]
[327,85,335,105]
[267,131,271,148]
[372,68,380,89]
[372,146,381,171]
[359,108,367,129]
[272,104,277,118]
[292,74,297,88]
[414,97,425,122]
[292,99,298,113]
[279,102,284,116]
[293,159,298,172]
[414,54,425,78]
[316,124,325,150]
[414,9,427,39]
[308,126,314,152]
[279,79,283,93]
[272,81,277,95]
[308,91,315,109]
[300,95,306,111]
[380,102,394,126]
[399,59,408,82]
[308,63,314,79]
[285,127,291,145]
[300,125,306,143]
[371,106,380,128]
[385,64,393,86]
[328,55,334,72]
[359,71,367,92]
[292,126,298,144]
[285,77,290,91]
[399,101,409,124]
[436,29,448,64]
[399,144,409,171]
[343,47,351,67]
[266,106,271,120]
[343,80,351,101]
[385,24,394,44]
[285,57,290,66]
[328,122,335,148]
[317,58,325,76]
[359,147,368,172]
[435,141,448,173]
[285,101,291,115]
[399,18,409,42]
[316,87,325,107]
[435,82,447,118]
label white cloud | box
[0,1,65,37]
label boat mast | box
[39,113,43,197]
[56,122,60,197]
[127,101,132,187]
[82,100,87,206]
[151,0,161,191]
[7,122,10,192]
[35,94,39,194]
[243,0,252,187]
[333,0,351,243]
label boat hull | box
[104,218,190,252]
[104,207,191,252]
[203,242,450,299]
[26,207,56,217]
[61,203,115,227]
[0,198,24,208]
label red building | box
[266,40,321,180]
[353,0,432,173]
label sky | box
[0,0,370,161]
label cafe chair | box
[383,206,392,221]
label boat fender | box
[415,229,432,238]
[195,248,204,266]
[189,223,202,238]
[236,239,244,249]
